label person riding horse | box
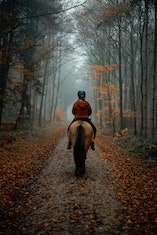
[67,90,96,150]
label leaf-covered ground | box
[96,133,157,234]
[0,126,157,234]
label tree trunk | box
[0,0,17,124]
[44,77,48,122]
[151,0,157,138]
[52,64,61,122]
[130,18,137,135]
[50,74,56,123]
[142,0,149,137]
[39,58,48,126]
[15,66,29,129]
[117,10,123,130]
[139,1,144,136]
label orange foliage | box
[88,73,104,79]
[88,64,118,81]
[0,125,67,212]
[93,82,119,95]
[96,133,157,233]
[93,86,108,95]
[90,64,118,73]
[97,2,130,25]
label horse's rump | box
[68,120,93,152]
[68,120,94,176]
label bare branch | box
[18,0,88,20]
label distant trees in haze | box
[0,0,156,139]
[74,0,157,138]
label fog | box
[55,1,95,122]
[1,0,156,137]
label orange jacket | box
[72,99,92,119]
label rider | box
[67,90,96,150]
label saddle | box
[74,118,91,123]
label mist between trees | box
[0,0,156,138]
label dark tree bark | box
[15,64,29,129]
[151,0,157,137]
[130,17,137,135]
[0,0,16,125]
[39,57,48,126]
[142,0,149,137]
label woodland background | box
[0,0,157,139]
[0,1,157,234]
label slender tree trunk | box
[32,94,36,126]
[99,78,103,129]
[39,58,48,126]
[15,65,29,129]
[117,12,123,130]
[44,77,48,122]
[139,1,144,136]
[39,25,51,126]
[52,60,61,122]
[142,0,148,137]
[151,0,157,137]
[106,27,113,130]
[123,54,129,130]
[52,79,60,122]
[107,87,112,125]
[49,79,55,123]
[130,18,137,135]
[49,60,57,123]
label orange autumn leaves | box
[96,133,157,233]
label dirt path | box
[6,134,124,234]
[1,133,156,234]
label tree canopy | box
[0,0,156,138]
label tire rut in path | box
[23,134,124,234]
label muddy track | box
[1,134,125,235]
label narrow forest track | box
[0,132,157,234]
[21,135,124,235]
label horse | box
[68,120,94,176]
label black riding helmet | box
[78,90,86,98]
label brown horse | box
[68,120,94,176]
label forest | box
[0,0,156,138]
[0,1,157,234]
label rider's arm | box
[72,103,76,115]
[88,103,92,116]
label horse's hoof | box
[75,171,81,177]
[75,169,85,177]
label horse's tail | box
[74,124,85,161]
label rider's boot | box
[90,141,95,150]
[67,141,72,149]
